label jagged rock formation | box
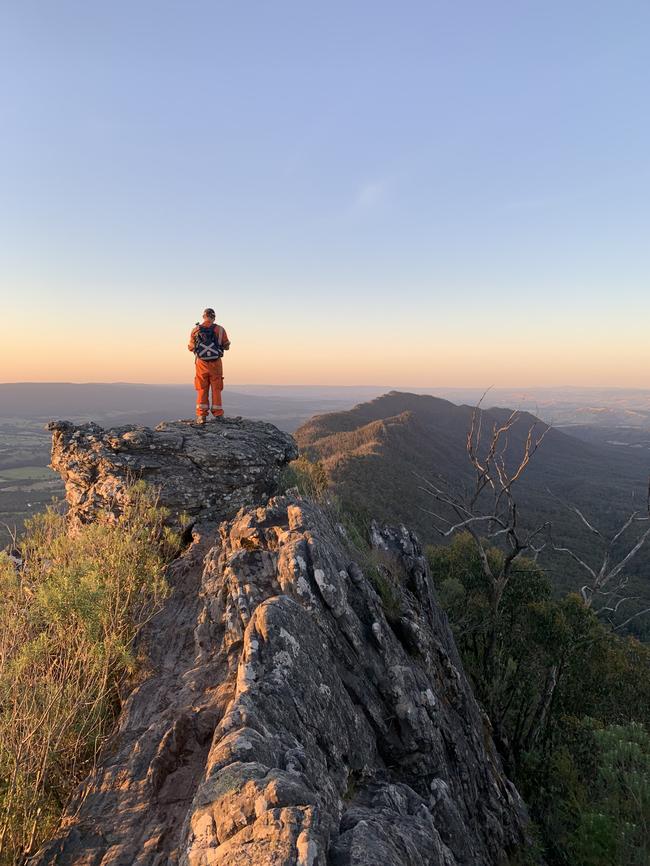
[32,420,529,866]
[48,417,297,528]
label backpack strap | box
[194,324,224,360]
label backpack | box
[193,324,224,360]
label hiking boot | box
[196,416,207,426]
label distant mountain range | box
[296,392,650,636]
[433,387,650,430]
[0,383,360,432]
[4,382,650,431]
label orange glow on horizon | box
[2,301,649,389]
[1,337,649,389]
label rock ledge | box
[48,417,298,528]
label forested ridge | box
[296,391,650,639]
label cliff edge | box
[32,418,529,866]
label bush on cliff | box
[0,483,176,865]
[279,455,329,498]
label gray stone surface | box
[47,417,298,528]
[32,423,529,865]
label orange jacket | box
[188,323,231,354]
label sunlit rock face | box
[48,417,298,529]
[32,424,529,866]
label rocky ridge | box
[32,418,529,866]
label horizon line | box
[3,381,650,392]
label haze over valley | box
[5,382,650,431]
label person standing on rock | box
[188,308,231,424]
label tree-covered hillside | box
[296,392,650,638]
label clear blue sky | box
[2,1,649,385]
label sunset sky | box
[2,2,650,387]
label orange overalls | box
[188,323,230,418]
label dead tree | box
[418,401,551,688]
[550,488,650,631]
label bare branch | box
[603,524,650,586]
[613,607,650,631]
[524,521,551,548]
[423,512,508,539]
[466,524,494,582]
[600,596,641,614]
[552,545,598,581]
[610,511,646,547]
[546,489,603,539]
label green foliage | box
[427,534,556,746]
[568,722,649,866]
[519,719,650,866]
[0,485,174,864]
[333,496,374,554]
[279,456,329,498]
[428,533,650,866]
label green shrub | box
[567,722,650,866]
[0,485,174,864]
[332,496,373,553]
[279,456,329,498]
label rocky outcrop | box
[48,418,297,528]
[33,420,529,865]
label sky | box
[1,1,649,387]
